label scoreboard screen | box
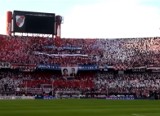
[13,10,55,34]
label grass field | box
[0,99,160,116]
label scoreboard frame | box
[12,10,56,35]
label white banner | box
[0,96,35,100]
[61,67,78,79]
[34,51,88,57]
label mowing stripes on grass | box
[0,99,160,116]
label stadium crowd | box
[0,35,160,99]
[94,73,160,99]
[0,35,160,67]
[0,70,160,99]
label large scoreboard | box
[13,10,56,34]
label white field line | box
[132,113,145,116]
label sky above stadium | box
[0,0,160,38]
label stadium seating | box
[0,34,160,98]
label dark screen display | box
[26,16,55,34]
[13,11,55,34]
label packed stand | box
[0,70,95,96]
[94,72,160,99]
[0,34,160,98]
[0,35,160,67]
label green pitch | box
[0,99,160,116]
